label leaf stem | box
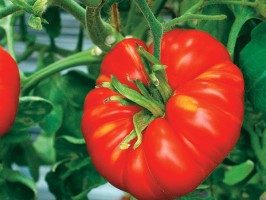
[22,47,103,94]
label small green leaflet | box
[11,96,53,130]
[0,166,37,200]
[223,160,255,185]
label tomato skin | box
[96,38,149,89]
[0,47,20,137]
[82,29,244,199]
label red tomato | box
[0,47,20,136]
[82,29,244,199]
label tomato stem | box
[22,47,103,94]
[226,9,255,58]
[133,0,163,60]
[85,0,123,52]
[51,0,86,26]
[204,0,258,7]
[163,0,227,32]
[0,0,35,19]
[110,76,165,117]
[137,46,172,103]
[99,73,168,150]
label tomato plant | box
[0,0,266,200]
[0,47,20,136]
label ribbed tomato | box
[0,47,20,136]
[82,29,244,199]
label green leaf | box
[240,21,266,112]
[58,135,86,145]
[28,15,43,30]
[0,130,30,144]
[32,70,94,167]
[197,4,234,45]
[11,96,53,130]
[46,131,105,199]
[32,0,48,16]
[223,160,255,185]
[0,167,37,200]
[177,187,214,200]
[55,135,87,160]
[62,157,91,180]
[46,157,106,200]
[7,141,40,182]
[34,70,94,137]
[40,105,63,136]
[260,192,266,200]
[43,7,61,38]
[21,141,40,181]
[55,71,95,137]
[33,133,56,164]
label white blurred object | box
[88,183,125,200]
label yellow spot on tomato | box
[94,123,117,138]
[175,95,198,112]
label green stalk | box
[111,76,165,117]
[22,47,103,94]
[163,13,227,32]
[51,0,86,26]
[85,0,123,52]
[133,0,163,60]
[226,12,255,58]
[5,15,16,59]
[137,46,172,103]
[204,0,258,7]
[163,0,225,31]
[0,0,35,19]
[130,0,166,39]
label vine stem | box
[204,0,258,7]
[164,0,217,31]
[50,0,86,26]
[130,0,167,40]
[226,17,246,58]
[133,0,163,60]
[85,0,123,52]
[227,8,257,58]
[22,47,103,94]
[0,0,35,19]
[163,13,227,32]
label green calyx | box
[100,46,173,150]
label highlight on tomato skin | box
[0,47,20,137]
[81,28,244,200]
